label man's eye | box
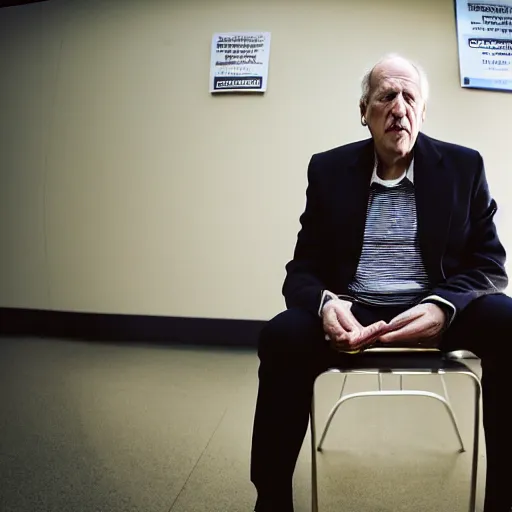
[384,93,396,101]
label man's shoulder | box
[307,134,483,174]
[420,133,481,160]
[311,138,372,164]
[310,134,483,162]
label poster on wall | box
[455,1,512,91]
[209,32,271,93]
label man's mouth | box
[387,125,408,133]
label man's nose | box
[391,94,406,117]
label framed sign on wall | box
[454,0,512,91]
[209,32,271,93]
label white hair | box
[360,53,430,109]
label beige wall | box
[0,0,510,320]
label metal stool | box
[310,348,482,512]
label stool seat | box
[327,347,474,372]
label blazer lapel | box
[414,133,453,282]
[338,139,374,267]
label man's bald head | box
[360,54,429,112]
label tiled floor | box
[0,337,485,512]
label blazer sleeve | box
[282,155,333,315]
[430,152,508,314]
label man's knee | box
[258,308,325,360]
[445,293,512,357]
[465,293,512,330]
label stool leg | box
[338,374,348,399]
[311,393,318,512]
[468,375,481,512]
[316,374,348,453]
[440,374,466,452]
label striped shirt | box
[347,159,431,305]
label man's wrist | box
[318,290,338,316]
[420,296,457,329]
[321,294,335,311]
[319,290,355,316]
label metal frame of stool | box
[310,348,482,512]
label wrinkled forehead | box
[370,60,422,96]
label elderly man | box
[250,54,511,512]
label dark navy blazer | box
[283,132,508,316]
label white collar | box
[371,156,414,187]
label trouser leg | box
[441,293,512,512]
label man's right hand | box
[322,299,389,353]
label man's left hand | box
[378,303,447,345]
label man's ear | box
[360,101,368,126]
[359,101,367,119]
[422,103,427,122]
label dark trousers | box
[250,293,512,511]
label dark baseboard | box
[0,307,265,348]
[0,0,48,9]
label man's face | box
[362,58,426,159]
